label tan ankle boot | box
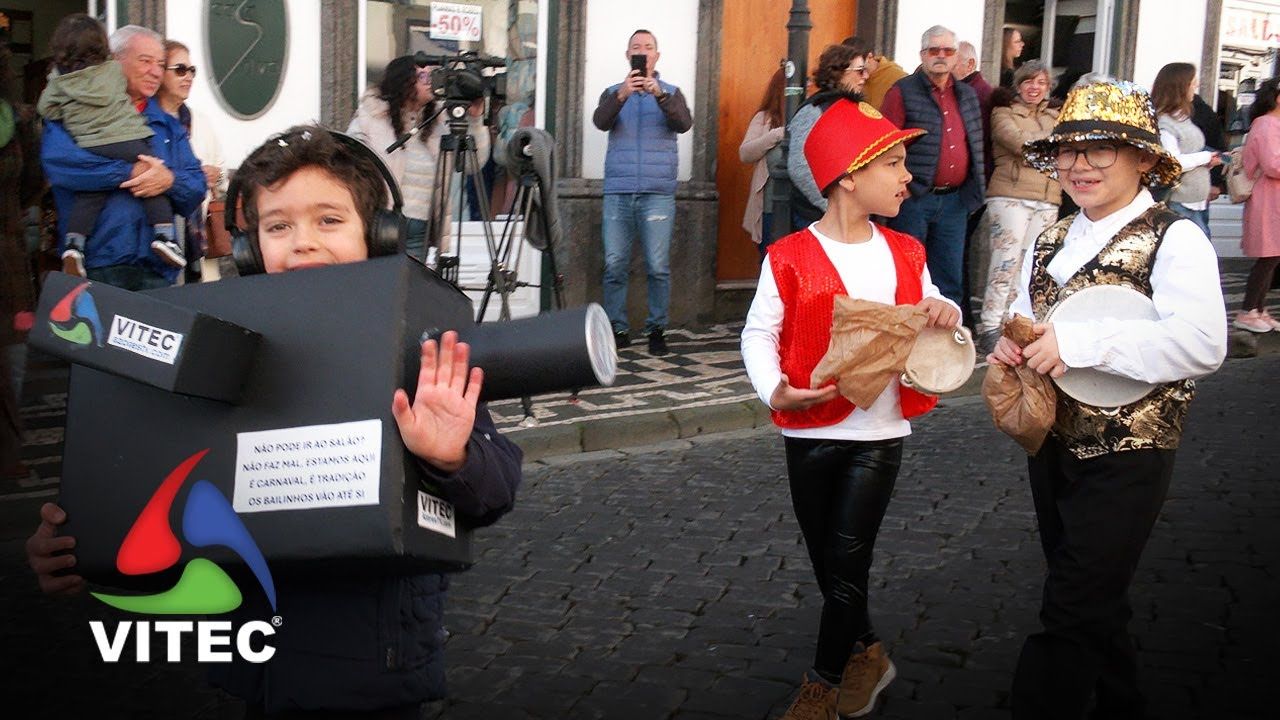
[837,641,896,717]
[780,675,838,720]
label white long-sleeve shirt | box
[1008,189,1227,384]
[741,223,955,441]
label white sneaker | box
[1234,310,1272,333]
[61,247,85,277]
[151,239,187,268]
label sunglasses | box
[166,64,197,77]
[848,65,870,77]
[924,46,957,57]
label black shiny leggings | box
[785,436,903,683]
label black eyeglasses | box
[848,65,870,77]
[166,64,197,77]
[1055,145,1120,170]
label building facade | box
[13,0,1278,325]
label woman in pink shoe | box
[1239,77,1280,333]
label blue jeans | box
[886,191,969,308]
[602,193,674,334]
[1169,202,1211,239]
[86,264,172,291]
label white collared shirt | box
[741,223,956,440]
[1008,189,1227,383]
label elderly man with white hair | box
[41,22,206,290]
[880,25,986,309]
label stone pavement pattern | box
[1,354,1275,719]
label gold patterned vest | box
[1028,204,1195,459]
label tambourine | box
[902,325,976,394]
[1045,284,1160,408]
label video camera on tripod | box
[413,50,507,128]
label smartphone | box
[629,54,647,77]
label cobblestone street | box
[2,354,1275,719]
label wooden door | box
[715,0,859,283]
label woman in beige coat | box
[739,69,786,258]
[978,60,1061,351]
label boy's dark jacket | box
[208,405,523,713]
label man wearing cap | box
[881,25,985,310]
[742,98,959,720]
[989,80,1227,720]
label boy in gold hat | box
[741,98,959,720]
[990,80,1227,719]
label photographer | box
[592,28,692,357]
[347,54,490,256]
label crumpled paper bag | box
[811,296,929,408]
[981,314,1057,454]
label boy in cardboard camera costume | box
[26,126,523,717]
[741,98,961,720]
[989,81,1227,719]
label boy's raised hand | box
[392,331,483,474]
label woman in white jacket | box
[346,55,490,256]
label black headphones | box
[227,129,409,275]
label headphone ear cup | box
[231,228,266,276]
[371,209,407,257]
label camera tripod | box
[388,101,568,424]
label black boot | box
[647,330,669,356]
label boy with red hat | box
[741,98,960,719]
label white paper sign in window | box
[430,2,483,43]
[234,419,381,513]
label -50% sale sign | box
[430,2,483,43]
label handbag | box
[1226,147,1256,203]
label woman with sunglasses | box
[157,40,225,282]
[786,41,873,231]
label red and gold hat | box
[804,98,926,192]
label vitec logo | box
[90,450,280,663]
[49,281,104,346]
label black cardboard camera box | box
[29,272,260,403]
[58,256,480,587]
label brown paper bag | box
[981,315,1056,454]
[811,296,928,408]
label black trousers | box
[785,436,903,683]
[67,138,174,236]
[1012,436,1175,720]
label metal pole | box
[769,0,812,243]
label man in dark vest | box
[881,25,985,309]
[592,28,693,356]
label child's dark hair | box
[234,125,387,249]
[50,14,110,74]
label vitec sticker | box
[417,490,456,538]
[233,419,382,512]
[107,314,184,364]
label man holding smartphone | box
[592,28,693,356]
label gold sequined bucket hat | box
[1023,80,1181,188]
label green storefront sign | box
[205,0,288,119]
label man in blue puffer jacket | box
[41,25,206,291]
[592,28,693,357]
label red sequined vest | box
[769,226,939,429]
